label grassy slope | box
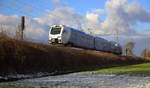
[0,37,150,76]
[82,62,150,76]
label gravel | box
[12,73,150,88]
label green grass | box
[82,62,150,76]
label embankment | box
[0,37,149,77]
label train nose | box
[51,38,59,44]
[51,38,55,43]
[55,39,58,43]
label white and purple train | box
[49,25,122,55]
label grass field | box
[83,62,150,76]
[1,63,150,88]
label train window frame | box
[51,27,61,35]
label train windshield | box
[51,27,61,34]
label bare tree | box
[0,30,8,38]
[14,25,21,40]
[141,48,150,57]
[0,25,9,38]
[148,51,150,57]
[123,42,135,56]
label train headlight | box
[51,38,55,42]
[58,36,61,39]
[115,44,118,47]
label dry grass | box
[0,30,9,38]
[0,37,149,75]
[143,57,150,61]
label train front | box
[49,25,64,44]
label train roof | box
[61,25,121,45]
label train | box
[49,25,122,55]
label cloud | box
[0,14,48,43]
[0,14,20,36]
[98,0,150,56]
[84,0,150,35]
[101,0,150,35]
[24,17,49,43]
[36,0,150,36]
[125,2,150,22]
[92,9,105,14]
[51,0,67,7]
[35,7,85,30]
[85,13,104,34]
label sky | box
[0,0,150,56]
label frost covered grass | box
[0,83,90,88]
[0,83,32,88]
[85,62,150,76]
[2,73,150,88]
